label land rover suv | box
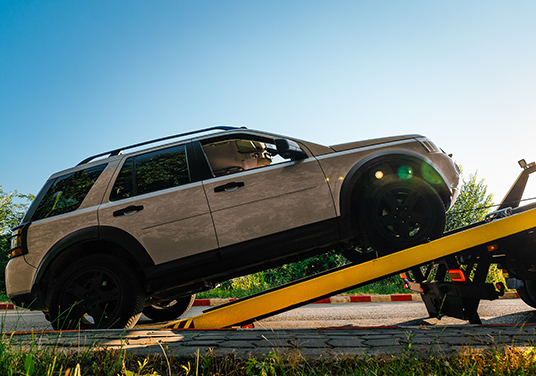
[6,126,461,329]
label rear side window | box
[110,144,190,201]
[32,164,107,221]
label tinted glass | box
[202,138,284,177]
[32,164,107,221]
[110,145,190,201]
[110,157,134,201]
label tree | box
[445,170,494,231]
[0,187,34,234]
[0,186,34,296]
[442,170,506,284]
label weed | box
[1,334,536,376]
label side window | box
[202,138,286,177]
[111,157,134,201]
[32,164,107,221]
[110,145,190,201]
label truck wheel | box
[358,177,445,255]
[143,295,196,322]
[48,254,145,330]
[518,280,536,308]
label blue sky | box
[2,1,536,205]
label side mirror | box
[275,139,308,160]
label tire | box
[519,280,536,309]
[342,247,377,264]
[358,177,446,255]
[143,294,196,322]
[48,254,145,330]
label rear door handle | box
[113,205,144,217]
[214,182,245,193]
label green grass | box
[197,252,409,299]
[197,255,507,300]
[0,292,9,303]
[1,332,536,375]
[344,275,409,295]
[198,274,408,299]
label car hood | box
[330,134,423,152]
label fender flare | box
[32,226,154,287]
[338,149,452,241]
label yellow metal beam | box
[165,208,536,329]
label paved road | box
[252,299,536,328]
[3,298,536,333]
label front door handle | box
[113,205,144,217]
[214,182,245,193]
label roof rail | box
[77,125,243,165]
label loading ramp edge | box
[164,207,536,329]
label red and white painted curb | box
[0,292,520,310]
[0,303,14,310]
[191,291,520,307]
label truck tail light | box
[399,273,410,289]
[487,244,499,252]
[448,269,466,282]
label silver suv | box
[6,126,460,329]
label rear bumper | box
[6,256,45,310]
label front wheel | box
[48,254,145,330]
[143,295,196,322]
[358,177,446,255]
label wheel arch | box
[33,226,155,289]
[338,149,452,241]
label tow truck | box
[166,159,536,329]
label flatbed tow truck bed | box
[166,159,536,329]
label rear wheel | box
[143,295,196,322]
[48,254,145,330]
[358,177,445,255]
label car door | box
[98,143,218,265]
[199,136,337,252]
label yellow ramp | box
[165,207,536,329]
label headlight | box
[416,137,440,153]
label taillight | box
[8,227,24,258]
[448,269,466,282]
[487,244,499,252]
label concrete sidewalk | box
[7,322,536,359]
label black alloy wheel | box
[359,177,445,255]
[49,254,145,330]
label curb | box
[193,291,521,307]
[0,292,520,310]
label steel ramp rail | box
[164,207,536,329]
